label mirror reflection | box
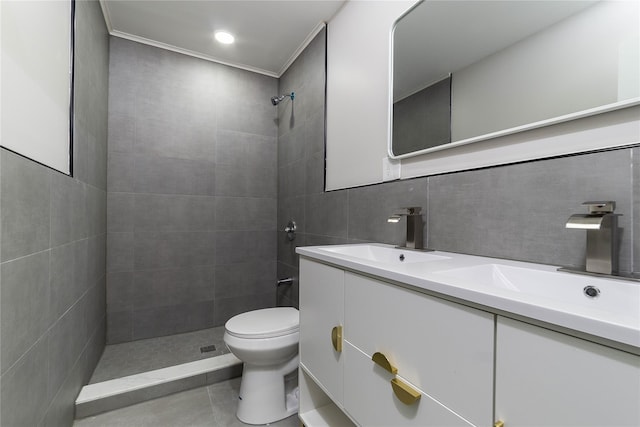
[391,0,640,158]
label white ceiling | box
[99,0,346,77]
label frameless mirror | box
[390,0,640,159]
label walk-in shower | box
[271,92,295,105]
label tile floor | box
[90,327,229,383]
[74,377,299,427]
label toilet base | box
[236,355,299,425]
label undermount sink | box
[434,264,640,318]
[319,244,449,264]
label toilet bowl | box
[224,307,300,425]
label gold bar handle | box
[372,352,398,374]
[390,378,421,405]
[331,326,342,353]
[494,421,504,427]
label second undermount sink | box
[319,244,449,264]
[434,263,640,318]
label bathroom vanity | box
[296,244,640,427]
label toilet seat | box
[225,307,299,339]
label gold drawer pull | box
[331,326,342,352]
[372,352,398,374]
[494,421,504,427]
[390,378,421,405]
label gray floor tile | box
[74,379,300,427]
[74,386,215,427]
[90,327,229,383]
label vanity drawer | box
[344,272,494,427]
[343,342,473,427]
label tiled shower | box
[106,37,278,343]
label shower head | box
[271,92,295,106]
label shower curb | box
[75,353,243,419]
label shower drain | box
[200,344,217,353]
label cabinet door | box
[299,259,345,405]
[344,342,472,426]
[344,272,494,427]
[495,316,640,427]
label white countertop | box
[297,244,640,351]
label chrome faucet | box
[388,207,425,250]
[564,201,618,275]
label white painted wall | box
[0,0,72,174]
[325,0,415,191]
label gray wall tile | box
[107,192,134,232]
[348,178,428,246]
[0,3,109,425]
[87,233,107,284]
[1,251,50,374]
[133,266,215,310]
[107,151,135,193]
[214,230,276,265]
[305,149,325,196]
[133,154,216,196]
[48,301,86,402]
[218,64,276,106]
[108,112,135,154]
[277,232,306,270]
[107,272,134,313]
[107,232,134,273]
[276,29,327,309]
[276,262,299,308]
[214,261,276,299]
[50,242,86,322]
[278,158,306,198]
[215,162,276,198]
[0,338,49,427]
[107,39,278,342]
[132,301,215,340]
[1,151,51,261]
[214,197,275,231]
[134,194,216,232]
[305,191,348,238]
[87,130,108,190]
[107,310,133,344]
[87,184,107,237]
[43,349,87,427]
[51,172,85,247]
[133,231,216,270]
[216,130,276,167]
[428,149,634,270]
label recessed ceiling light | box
[214,31,235,45]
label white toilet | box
[223,307,300,425]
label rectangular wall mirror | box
[1,0,75,175]
[390,0,640,159]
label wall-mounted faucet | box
[388,207,425,250]
[564,201,618,275]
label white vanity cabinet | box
[299,259,346,406]
[298,245,640,427]
[299,258,494,427]
[495,316,640,427]
[343,272,494,427]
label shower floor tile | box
[74,378,299,427]
[90,326,230,383]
